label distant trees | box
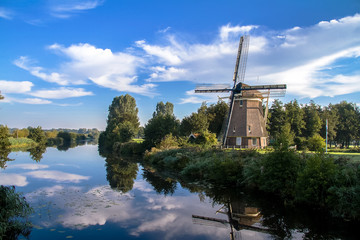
[100,94,140,151]
[268,99,360,149]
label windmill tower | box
[195,36,286,148]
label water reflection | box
[105,155,138,193]
[142,169,177,196]
[28,144,47,162]
[1,145,358,239]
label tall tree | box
[320,104,339,148]
[302,101,322,138]
[334,101,360,148]
[100,94,140,152]
[267,99,286,142]
[144,101,180,149]
[284,100,305,137]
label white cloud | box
[8,164,49,170]
[0,7,13,20]
[136,14,360,100]
[14,56,72,85]
[14,98,52,105]
[0,80,33,93]
[29,87,93,99]
[50,0,103,18]
[0,173,28,187]
[26,170,90,183]
[49,43,157,95]
[220,24,258,41]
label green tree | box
[303,101,322,138]
[0,125,12,168]
[320,104,339,148]
[144,101,180,149]
[267,99,286,142]
[206,100,228,137]
[334,101,360,148]
[284,100,305,137]
[28,126,47,144]
[100,94,140,151]
[307,134,326,152]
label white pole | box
[326,119,328,153]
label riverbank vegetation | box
[144,143,360,221]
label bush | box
[295,153,337,206]
[259,147,301,198]
[307,134,326,152]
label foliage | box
[144,101,180,149]
[28,144,47,162]
[0,126,12,169]
[11,128,29,138]
[307,134,326,152]
[28,126,47,144]
[334,101,360,148]
[192,130,218,147]
[0,186,33,239]
[100,94,140,151]
[157,133,179,150]
[295,153,337,206]
[258,145,301,198]
[303,101,322,138]
[267,99,286,142]
[113,141,145,156]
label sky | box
[1,0,360,130]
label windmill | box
[192,201,273,240]
[195,36,286,148]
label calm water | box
[0,145,357,240]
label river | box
[0,145,357,239]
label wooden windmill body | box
[195,36,286,148]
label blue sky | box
[1,0,360,130]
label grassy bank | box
[9,137,37,149]
[144,146,360,221]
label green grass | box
[132,138,144,143]
[9,137,37,149]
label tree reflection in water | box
[141,167,359,240]
[28,144,47,162]
[105,155,138,193]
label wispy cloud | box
[14,98,52,105]
[29,87,93,99]
[50,0,103,18]
[0,7,13,20]
[14,56,73,85]
[26,170,90,183]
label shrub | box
[259,146,301,198]
[295,153,337,206]
[307,134,326,152]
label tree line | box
[268,99,360,149]
[100,94,360,152]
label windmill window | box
[248,126,251,133]
[239,100,243,107]
[252,138,257,146]
[233,127,236,133]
